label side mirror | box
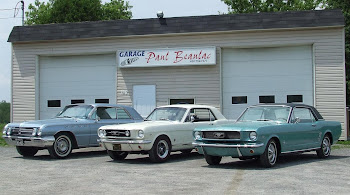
[294,117,300,124]
[190,115,196,123]
[96,117,101,122]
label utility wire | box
[0,17,21,20]
[0,8,16,11]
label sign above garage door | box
[118,47,216,68]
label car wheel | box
[205,154,222,165]
[149,136,171,163]
[48,133,73,159]
[316,135,331,158]
[107,150,128,160]
[181,149,193,154]
[259,139,278,168]
[16,146,38,157]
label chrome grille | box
[203,131,240,140]
[12,127,34,136]
[105,129,130,137]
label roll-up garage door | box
[39,54,116,119]
[222,46,313,119]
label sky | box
[0,0,229,102]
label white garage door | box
[39,54,116,119]
[222,46,313,119]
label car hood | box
[197,121,283,132]
[100,120,180,130]
[12,118,87,128]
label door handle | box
[209,123,214,125]
[312,124,316,127]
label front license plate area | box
[16,139,24,146]
[113,144,121,151]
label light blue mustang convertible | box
[193,104,342,167]
[2,104,143,159]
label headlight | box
[2,125,8,135]
[125,130,130,137]
[32,128,39,136]
[138,130,144,138]
[249,131,257,141]
[6,127,12,136]
[98,129,106,137]
[37,128,42,136]
[194,131,201,140]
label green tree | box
[0,101,10,124]
[222,0,324,13]
[25,0,132,25]
[326,0,350,105]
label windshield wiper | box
[159,118,169,121]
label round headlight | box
[98,129,106,137]
[6,127,12,136]
[194,131,201,140]
[249,132,257,141]
[125,130,130,137]
[37,128,42,136]
[32,128,38,136]
[2,126,8,135]
[138,130,144,138]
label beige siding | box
[11,27,347,139]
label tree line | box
[0,101,10,124]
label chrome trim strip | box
[192,142,264,148]
[98,139,152,144]
[281,147,321,154]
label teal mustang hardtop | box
[193,104,342,167]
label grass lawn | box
[332,140,350,149]
[0,123,8,146]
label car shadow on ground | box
[203,152,350,170]
[13,149,108,161]
[108,151,204,165]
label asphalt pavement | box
[0,146,350,195]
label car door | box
[288,107,321,150]
[177,108,217,149]
[88,107,124,146]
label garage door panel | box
[222,46,313,119]
[223,60,312,77]
[39,54,116,119]
[223,46,312,62]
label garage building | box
[8,9,348,139]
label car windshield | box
[146,107,187,122]
[238,106,291,123]
[56,105,93,119]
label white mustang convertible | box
[97,105,229,162]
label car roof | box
[157,104,217,109]
[250,103,323,120]
[65,103,132,108]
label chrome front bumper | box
[97,138,152,151]
[192,142,264,148]
[97,139,152,144]
[2,135,55,148]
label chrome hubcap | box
[157,140,169,159]
[55,136,70,156]
[268,142,277,165]
[322,137,331,156]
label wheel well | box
[271,137,281,154]
[155,134,172,150]
[54,131,79,149]
[325,132,333,144]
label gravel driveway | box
[1,146,350,195]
